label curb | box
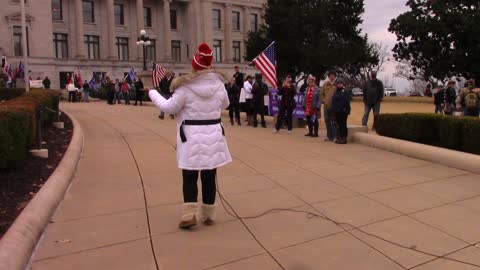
[353,132,480,174]
[0,110,84,270]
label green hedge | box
[0,89,61,169]
[376,113,480,155]
[0,88,27,101]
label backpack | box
[464,90,480,109]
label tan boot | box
[178,203,198,229]
[200,204,216,226]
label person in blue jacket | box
[331,78,351,144]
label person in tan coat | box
[320,71,338,141]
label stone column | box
[243,6,250,41]
[74,0,85,58]
[106,0,117,59]
[202,1,213,46]
[163,0,172,61]
[136,0,144,60]
[224,3,232,62]
[136,0,144,32]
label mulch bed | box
[0,113,73,238]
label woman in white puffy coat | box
[147,43,232,229]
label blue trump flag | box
[128,67,135,83]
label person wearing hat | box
[331,78,351,144]
[147,43,232,229]
[252,73,269,128]
[320,71,338,141]
[303,75,321,137]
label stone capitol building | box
[0,0,265,88]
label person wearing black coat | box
[331,79,351,144]
[106,77,115,105]
[274,75,296,133]
[233,66,244,89]
[134,78,144,106]
[225,78,241,125]
[251,74,269,128]
[434,88,445,114]
[158,72,175,119]
[444,81,457,115]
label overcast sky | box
[361,0,410,91]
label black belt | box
[180,119,225,143]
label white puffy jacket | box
[149,70,232,170]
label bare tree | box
[360,42,390,81]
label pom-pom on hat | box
[192,43,214,71]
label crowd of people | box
[434,79,480,117]
[222,68,384,144]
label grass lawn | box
[348,98,435,129]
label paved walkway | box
[30,102,480,270]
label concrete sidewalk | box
[31,102,480,270]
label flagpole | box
[20,0,29,92]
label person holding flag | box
[146,43,232,229]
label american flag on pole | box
[252,41,277,87]
[152,63,166,88]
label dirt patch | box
[0,113,73,237]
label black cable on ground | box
[87,114,161,270]
[121,136,161,270]
[215,179,480,269]
[107,114,480,269]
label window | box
[233,41,241,63]
[13,26,29,56]
[213,40,222,63]
[212,9,221,29]
[84,35,100,59]
[170,9,177,30]
[232,11,240,31]
[114,4,124,25]
[250,14,258,32]
[171,40,181,62]
[116,37,129,60]
[52,0,63,20]
[83,0,94,23]
[146,39,156,62]
[144,7,152,27]
[53,33,68,58]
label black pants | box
[306,115,319,136]
[253,107,265,125]
[182,169,217,205]
[335,112,349,140]
[229,103,241,123]
[107,91,115,104]
[276,105,294,131]
[134,92,143,106]
[68,91,75,102]
[245,99,253,116]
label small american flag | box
[252,41,277,87]
[152,63,166,88]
